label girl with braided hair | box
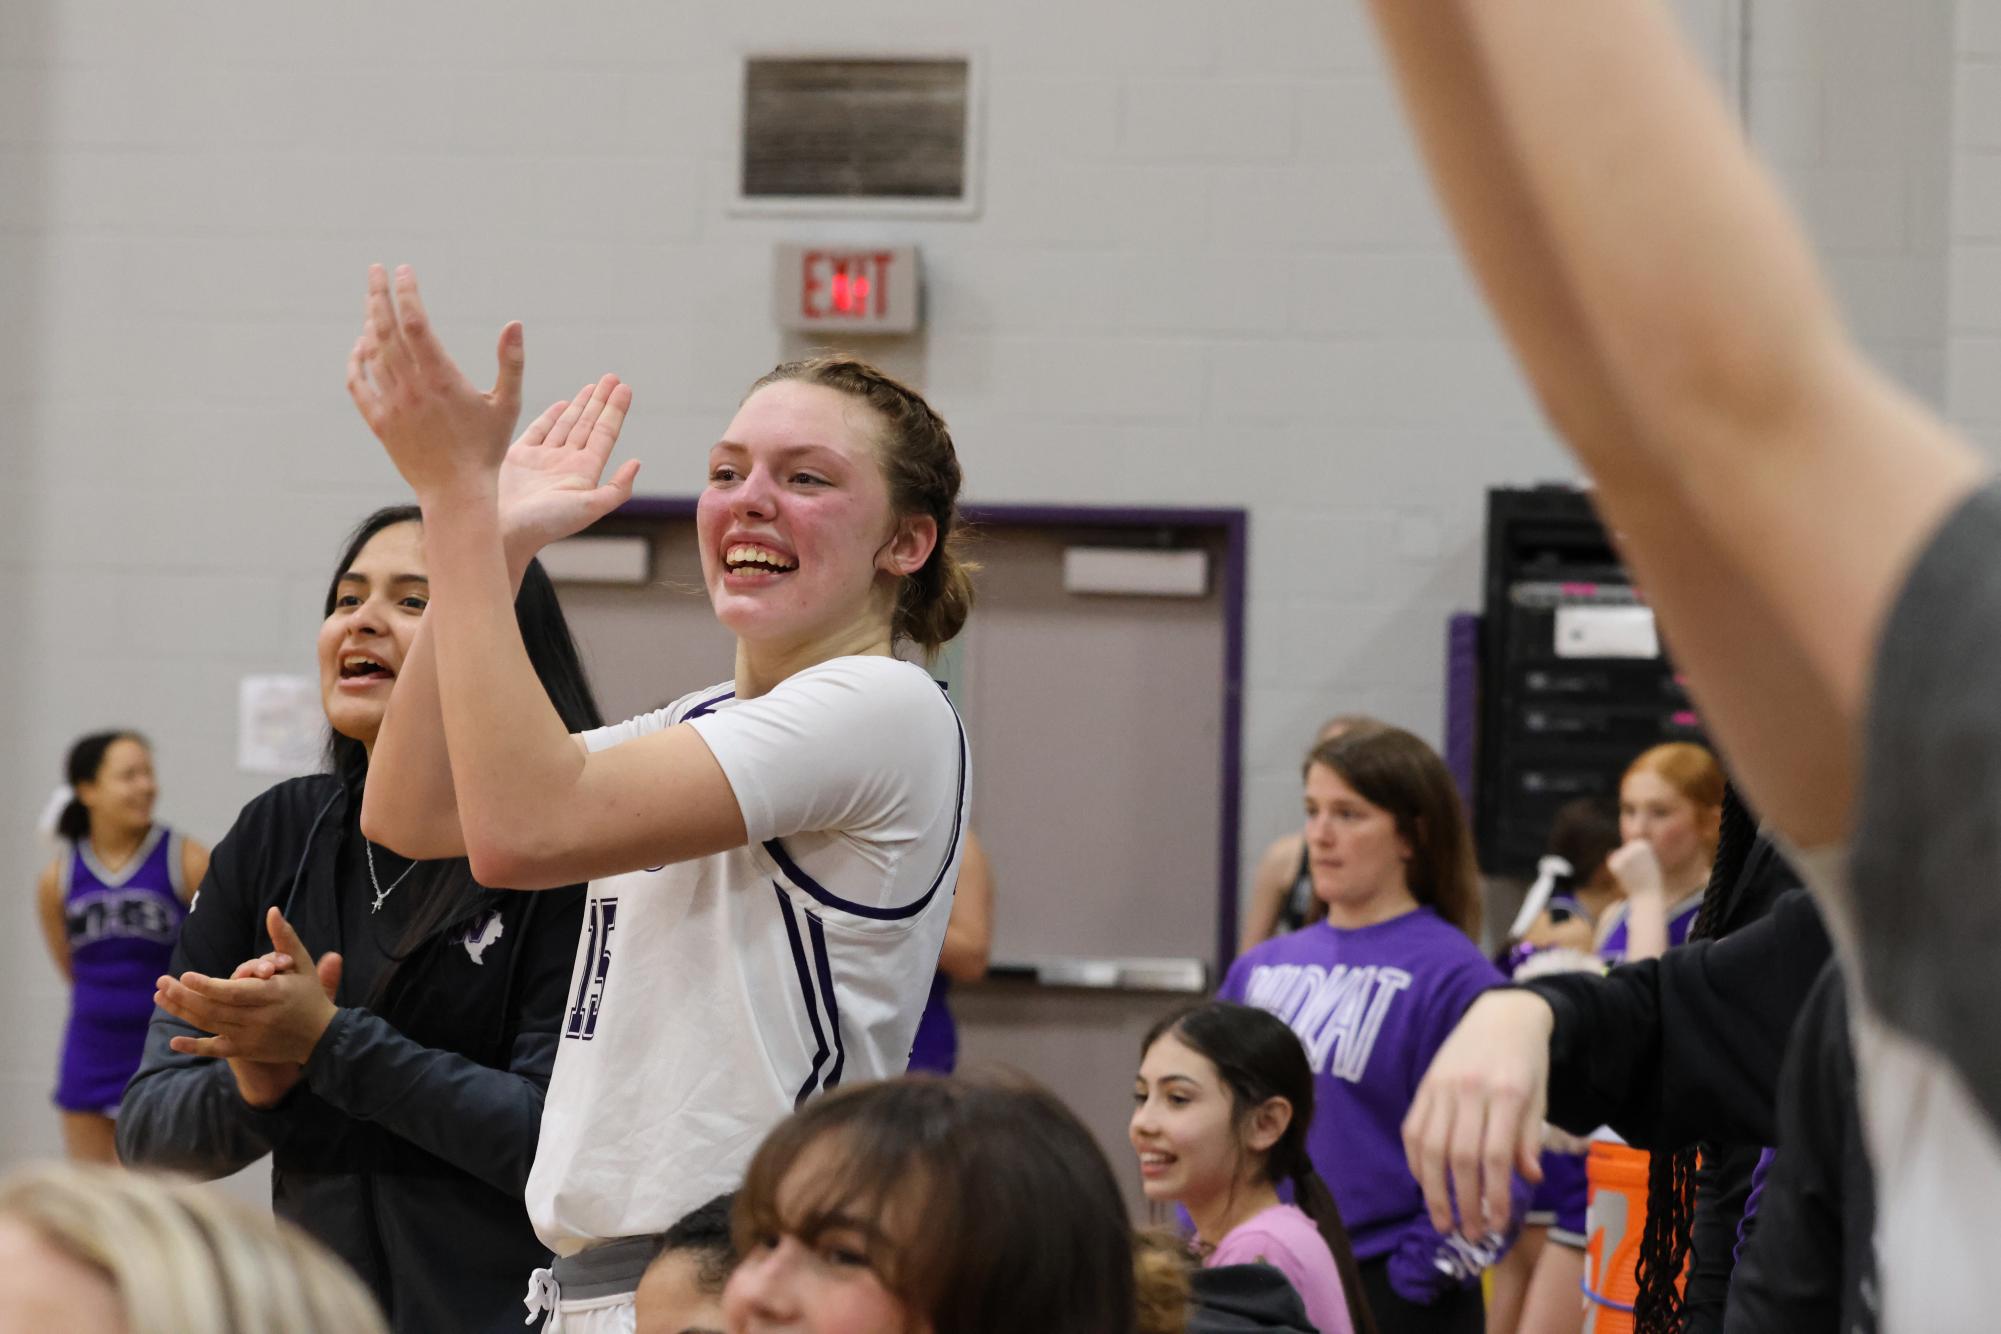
[1624,783,1769,1334]
[349,266,974,1332]
[1133,1001,1375,1334]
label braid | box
[749,356,975,653]
[1287,1157,1379,1334]
[1631,781,1752,1331]
[1688,782,1756,943]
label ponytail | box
[57,730,146,846]
[1631,781,1757,1333]
[1288,1161,1379,1334]
[56,794,91,844]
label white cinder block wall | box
[0,1,1963,1169]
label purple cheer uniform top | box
[1594,887,1704,963]
[55,825,191,1114]
[1219,907,1506,1273]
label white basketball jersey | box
[526,656,968,1254]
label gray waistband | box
[551,1237,656,1301]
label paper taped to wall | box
[238,675,323,776]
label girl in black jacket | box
[119,504,597,1333]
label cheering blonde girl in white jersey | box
[348,266,972,1332]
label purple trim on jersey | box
[763,694,970,923]
[775,886,836,1107]
[807,912,847,1092]
[684,689,735,720]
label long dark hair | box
[735,1076,1185,1334]
[1630,781,1757,1333]
[320,505,604,1005]
[1306,726,1483,937]
[57,730,149,844]
[1144,1002,1377,1334]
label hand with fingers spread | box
[499,375,641,566]
[1401,989,1553,1240]
[346,263,536,501]
[157,908,343,1073]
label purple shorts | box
[1524,1148,1589,1247]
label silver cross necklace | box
[365,840,418,913]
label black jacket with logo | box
[118,775,584,1333]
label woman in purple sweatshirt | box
[1219,725,1509,1334]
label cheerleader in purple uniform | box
[34,732,206,1162]
[1493,797,1620,1334]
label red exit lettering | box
[800,250,896,322]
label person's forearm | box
[1441,2,1843,446]
[1527,969,1665,1140]
[363,548,535,861]
[1624,890,1669,962]
[420,490,584,888]
[416,490,584,888]
[303,1008,551,1196]
[118,1023,294,1176]
[361,621,468,860]
[937,920,989,982]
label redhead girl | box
[348,266,973,1331]
[1597,742,1724,963]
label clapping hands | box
[346,264,639,544]
[157,908,344,1108]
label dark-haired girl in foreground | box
[119,502,598,1333]
[1134,1001,1374,1334]
[37,730,207,1162]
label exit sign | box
[774,245,921,334]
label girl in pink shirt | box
[1133,1001,1376,1334]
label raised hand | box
[499,374,641,566]
[346,263,525,500]
[1607,838,1666,898]
[1401,989,1552,1240]
[159,908,343,1071]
